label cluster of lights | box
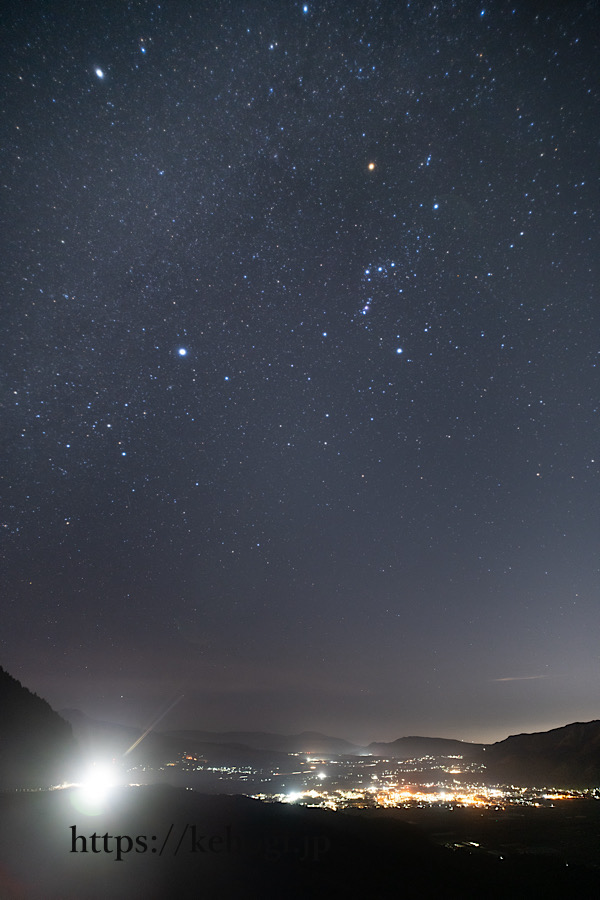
[253,781,588,812]
[375,787,503,808]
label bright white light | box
[81,763,117,800]
[318,772,326,780]
[95,68,104,79]
[70,762,120,815]
[396,347,403,354]
[178,347,187,356]
[287,791,302,802]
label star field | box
[1,0,599,742]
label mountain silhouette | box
[0,666,79,789]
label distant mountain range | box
[60,710,600,788]
[2,665,599,789]
[162,729,361,755]
[367,736,486,759]
[60,708,176,763]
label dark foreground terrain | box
[0,785,598,899]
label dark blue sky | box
[2,0,598,743]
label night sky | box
[2,0,598,745]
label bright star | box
[177,348,187,356]
[368,162,376,171]
[396,348,403,354]
[95,68,104,79]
